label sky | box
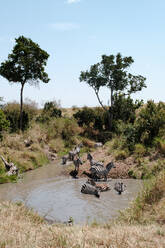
[0,0,165,108]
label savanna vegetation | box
[0,37,165,247]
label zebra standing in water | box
[70,156,83,178]
[90,161,115,181]
[87,153,104,167]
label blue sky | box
[0,0,165,108]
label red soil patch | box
[78,147,135,179]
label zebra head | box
[106,162,116,172]
[87,153,92,161]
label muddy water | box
[0,161,142,224]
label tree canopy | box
[80,53,146,129]
[0,35,50,130]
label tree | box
[79,53,146,129]
[0,36,49,130]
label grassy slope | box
[0,201,165,248]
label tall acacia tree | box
[80,53,146,129]
[0,36,50,130]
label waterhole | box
[0,161,142,224]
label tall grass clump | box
[120,171,165,223]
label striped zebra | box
[87,153,104,167]
[69,143,83,161]
[90,162,115,181]
[114,182,126,194]
[73,156,83,171]
[86,179,111,192]
[69,156,83,178]
[81,183,100,198]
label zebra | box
[61,155,69,165]
[81,183,100,198]
[87,153,104,167]
[69,143,83,161]
[114,182,126,194]
[90,161,115,181]
[86,179,111,192]
[62,143,83,164]
[73,156,83,171]
[70,156,83,178]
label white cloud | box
[50,22,80,31]
[67,0,81,4]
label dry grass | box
[0,201,165,248]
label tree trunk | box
[20,82,25,130]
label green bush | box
[44,117,81,147]
[115,150,129,160]
[73,107,95,127]
[3,102,38,132]
[135,101,165,145]
[112,94,143,124]
[134,144,146,157]
[36,101,62,123]
[0,109,10,139]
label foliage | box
[0,35,49,130]
[134,144,146,157]
[80,53,146,129]
[73,107,95,127]
[44,117,81,147]
[115,150,129,160]
[135,101,165,145]
[3,102,37,132]
[0,109,9,139]
[112,94,143,123]
[36,101,62,123]
[73,106,108,131]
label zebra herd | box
[62,145,126,197]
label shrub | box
[73,107,95,127]
[0,109,9,139]
[112,94,143,124]
[134,144,146,157]
[36,101,62,123]
[73,106,108,131]
[115,150,129,160]
[3,102,36,132]
[44,117,81,147]
[135,101,165,145]
[154,137,165,155]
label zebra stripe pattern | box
[90,162,115,181]
[81,183,100,198]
